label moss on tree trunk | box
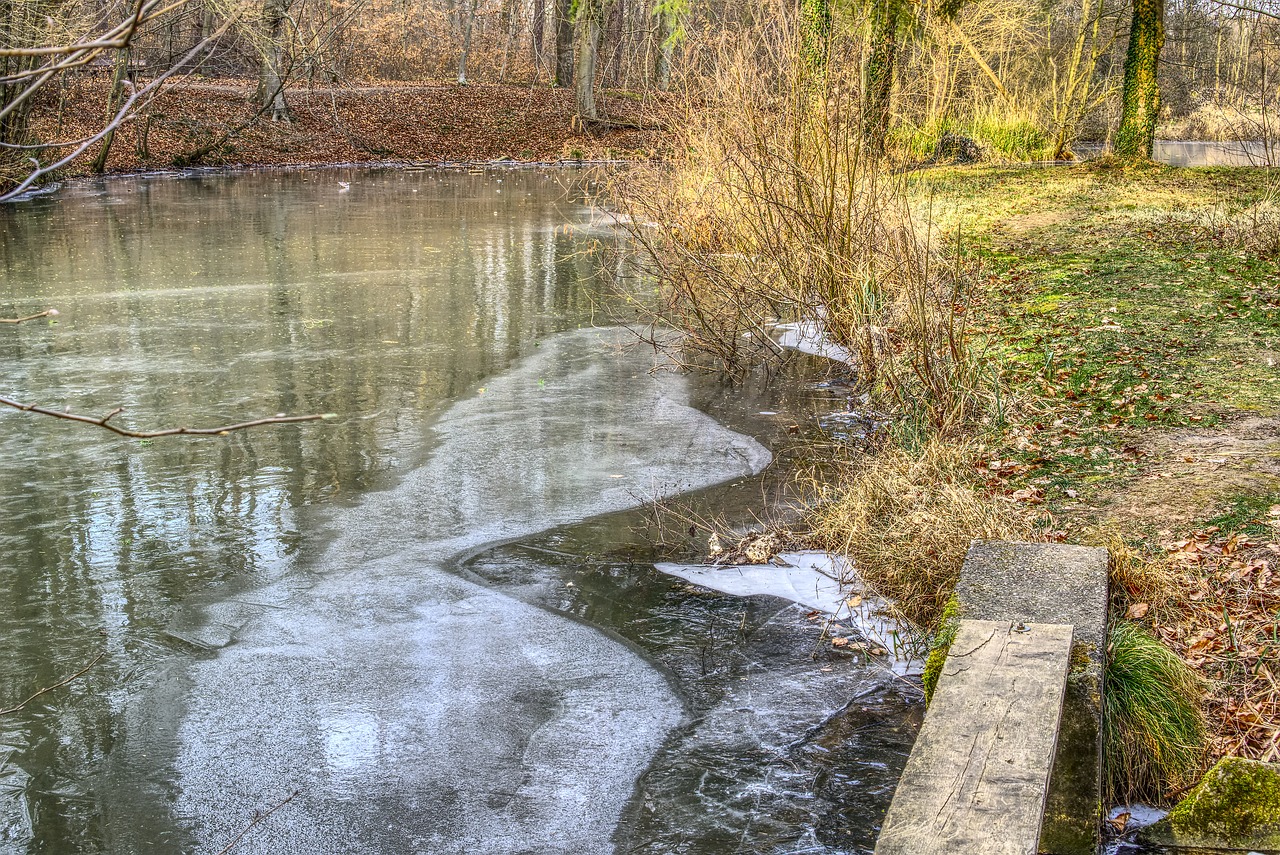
[798,0,830,82]
[1115,0,1164,160]
[862,0,899,155]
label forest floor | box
[30,77,668,179]
[915,163,1280,765]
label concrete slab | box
[876,620,1074,855]
[956,541,1109,855]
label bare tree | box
[574,0,607,118]
[260,0,292,120]
[458,0,477,81]
[0,0,244,199]
[554,0,573,85]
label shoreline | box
[25,79,667,187]
[14,156,644,201]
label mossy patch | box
[921,594,961,704]
[1141,757,1280,850]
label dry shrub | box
[1158,100,1280,144]
[1082,526,1175,616]
[610,24,987,436]
[808,441,1032,628]
[1218,189,1280,259]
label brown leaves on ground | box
[29,78,668,176]
[1137,528,1280,762]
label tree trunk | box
[574,0,605,119]
[554,0,574,86]
[499,0,519,80]
[1115,0,1164,160]
[91,47,130,173]
[862,1,899,154]
[259,0,291,121]
[458,0,476,83]
[652,0,675,90]
[532,0,546,77]
[798,0,830,81]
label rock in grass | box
[1139,757,1280,851]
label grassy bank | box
[913,163,1280,776]
[628,141,1278,796]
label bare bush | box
[611,26,987,435]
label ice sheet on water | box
[772,321,854,364]
[655,551,921,675]
[121,327,773,854]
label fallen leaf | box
[1127,602,1150,619]
[1011,487,1045,504]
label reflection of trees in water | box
[0,169,609,851]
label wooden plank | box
[876,620,1074,855]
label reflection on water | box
[0,167,612,852]
[1074,139,1277,166]
[1155,139,1275,167]
[0,168,919,855]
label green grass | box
[904,165,1280,507]
[1204,492,1280,537]
[1104,620,1207,803]
[891,111,1055,163]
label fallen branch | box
[574,115,668,133]
[0,649,106,716]
[0,395,335,437]
[0,309,58,324]
[215,789,301,855]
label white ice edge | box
[771,321,854,364]
[654,550,922,676]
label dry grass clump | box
[1085,527,1176,616]
[808,441,1032,628]
[1217,191,1280,260]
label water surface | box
[0,168,916,854]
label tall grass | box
[890,106,1056,163]
[1105,620,1207,804]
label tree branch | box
[1,11,242,202]
[214,789,301,855]
[0,309,58,324]
[1209,0,1280,19]
[0,395,335,438]
[0,649,106,716]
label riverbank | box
[28,79,667,179]
[21,89,1279,786]
[913,163,1280,769]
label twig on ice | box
[0,395,335,438]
